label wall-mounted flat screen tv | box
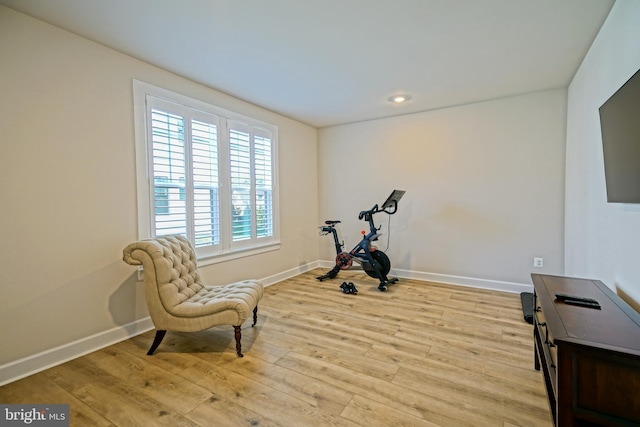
[598,67,640,203]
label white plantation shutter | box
[228,121,275,247]
[150,109,187,236]
[229,124,252,242]
[147,96,220,252]
[254,130,273,239]
[191,119,220,247]
[134,81,278,262]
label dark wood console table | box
[531,274,640,426]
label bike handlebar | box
[358,199,398,220]
[358,204,379,220]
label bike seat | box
[324,220,341,225]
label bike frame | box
[323,205,385,265]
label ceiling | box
[0,0,614,128]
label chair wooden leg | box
[234,325,243,357]
[147,330,167,355]
[252,306,258,327]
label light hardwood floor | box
[0,269,552,426]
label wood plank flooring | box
[0,269,552,426]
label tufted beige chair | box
[122,234,264,357]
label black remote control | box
[555,293,599,304]
[555,293,601,309]
[562,299,601,309]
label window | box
[133,81,279,262]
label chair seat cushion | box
[168,279,263,319]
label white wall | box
[0,6,319,374]
[319,89,566,289]
[565,0,640,310]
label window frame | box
[133,80,280,265]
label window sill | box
[197,241,281,267]
[136,241,280,281]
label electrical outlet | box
[533,257,544,268]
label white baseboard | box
[0,260,531,386]
[0,317,154,387]
[391,267,533,294]
[260,260,322,286]
[317,260,532,294]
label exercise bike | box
[316,190,405,291]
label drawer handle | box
[538,322,551,344]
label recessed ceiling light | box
[388,94,412,104]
